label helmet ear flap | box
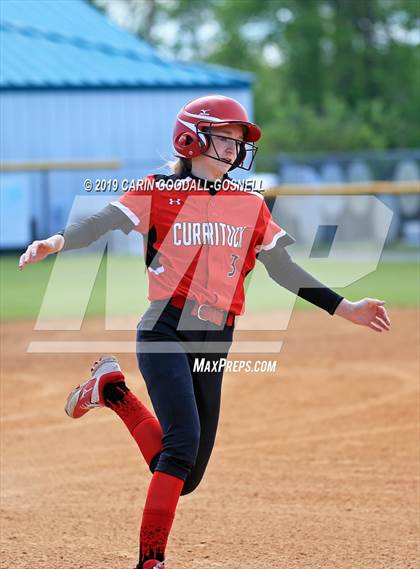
[175,131,204,157]
[177,133,192,147]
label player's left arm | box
[334,297,391,332]
[258,243,391,333]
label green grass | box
[245,257,420,312]
[1,254,418,320]
[0,254,148,321]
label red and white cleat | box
[64,355,124,419]
[137,560,166,569]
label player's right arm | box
[19,202,137,270]
[19,177,154,271]
[19,233,65,269]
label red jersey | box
[112,173,293,315]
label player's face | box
[207,124,244,167]
[191,124,246,180]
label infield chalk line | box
[27,341,283,354]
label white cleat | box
[65,356,124,419]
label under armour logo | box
[169,198,182,205]
[199,109,210,115]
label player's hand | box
[19,235,64,270]
[335,298,391,332]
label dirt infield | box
[1,308,419,569]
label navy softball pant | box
[136,301,234,496]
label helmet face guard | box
[173,95,261,172]
[196,122,258,172]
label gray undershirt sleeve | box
[258,244,344,315]
[57,204,135,251]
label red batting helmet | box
[173,94,261,171]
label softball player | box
[19,95,391,569]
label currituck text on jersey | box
[173,222,247,248]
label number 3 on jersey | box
[228,254,239,278]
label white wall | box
[0,87,253,244]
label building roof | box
[0,0,253,89]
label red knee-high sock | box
[104,383,162,466]
[139,471,184,564]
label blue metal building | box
[0,0,255,248]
